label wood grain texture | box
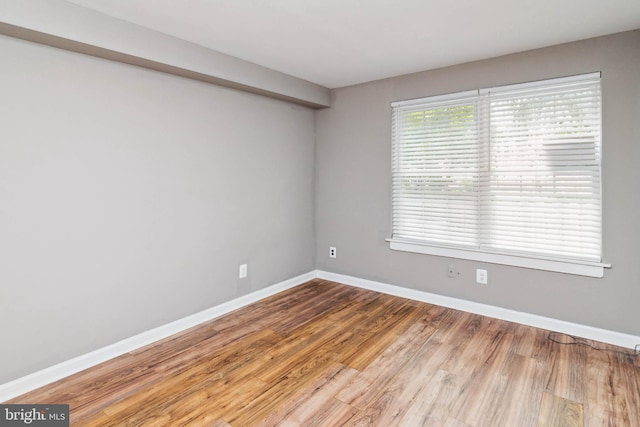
[537,392,584,427]
[5,279,639,426]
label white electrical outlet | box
[239,264,248,279]
[476,269,488,285]
[447,263,457,278]
[329,246,337,258]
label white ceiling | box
[65,0,640,89]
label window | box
[389,73,609,277]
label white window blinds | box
[391,73,603,272]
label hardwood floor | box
[6,279,640,426]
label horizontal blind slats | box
[392,73,602,263]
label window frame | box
[388,73,610,277]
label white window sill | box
[387,239,611,278]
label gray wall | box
[0,35,316,383]
[2,28,639,387]
[316,30,640,336]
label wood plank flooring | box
[6,279,640,426]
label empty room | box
[1,1,639,425]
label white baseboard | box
[0,271,315,403]
[316,270,640,350]
[4,268,638,402]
